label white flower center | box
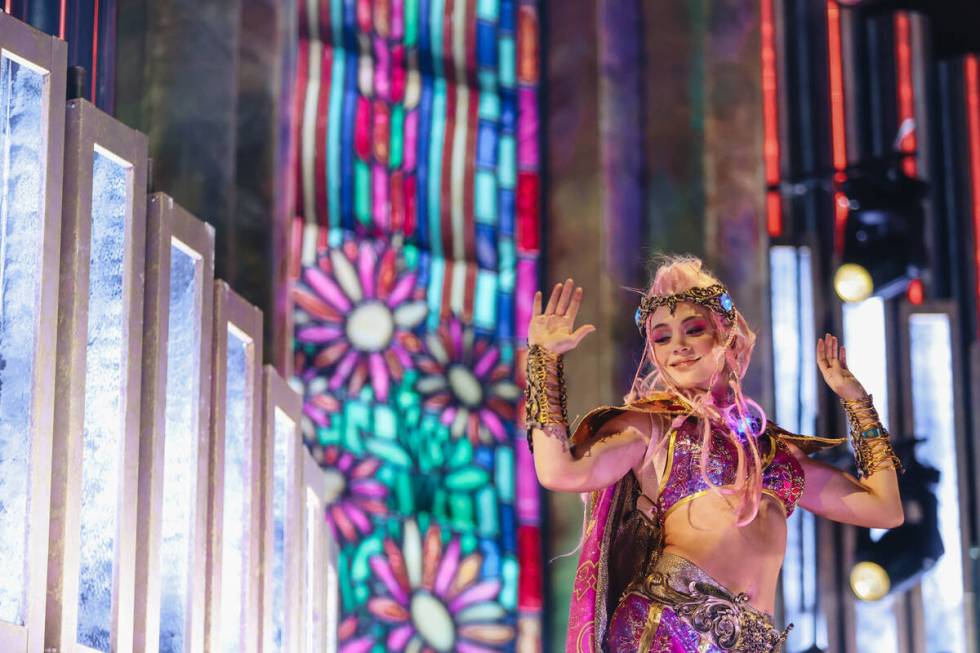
[345,301,394,352]
[447,364,483,408]
[322,468,346,505]
[411,591,455,652]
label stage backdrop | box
[288,0,544,650]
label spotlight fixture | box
[849,448,943,601]
[834,162,928,302]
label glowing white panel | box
[0,50,47,627]
[77,147,133,652]
[221,326,253,653]
[304,489,318,653]
[270,408,293,651]
[910,314,967,653]
[769,246,820,649]
[158,241,203,653]
[843,298,899,653]
[841,299,889,429]
[303,448,339,653]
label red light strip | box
[59,0,66,40]
[760,0,783,237]
[826,1,848,252]
[895,12,917,177]
[3,1,10,15]
[966,56,980,338]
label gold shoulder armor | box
[769,422,847,455]
[569,392,689,457]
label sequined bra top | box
[656,421,806,518]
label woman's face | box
[648,302,721,390]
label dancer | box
[525,256,903,652]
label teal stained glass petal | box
[446,467,489,491]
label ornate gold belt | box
[633,553,792,653]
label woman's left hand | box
[816,334,868,401]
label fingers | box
[840,344,848,370]
[544,282,562,314]
[816,337,829,371]
[565,286,584,322]
[571,324,596,345]
[532,291,542,316]
[556,279,575,315]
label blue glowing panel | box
[304,490,317,653]
[221,327,253,653]
[77,147,133,651]
[270,408,293,652]
[910,314,967,653]
[769,246,822,650]
[158,241,204,653]
[0,50,48,627]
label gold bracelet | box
[525,344,569,452]
[841,395,903,477]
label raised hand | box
[816,333,868,402]
[528,279,597,355]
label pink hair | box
[628,255,766,526]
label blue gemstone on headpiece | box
[720,293,734,312]
[634,307,643,329]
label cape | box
[563,392,846,652]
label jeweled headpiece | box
[634,283,736,334]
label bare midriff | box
[659,490,788,615]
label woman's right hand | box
[528,278,596,354]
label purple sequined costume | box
[562,392,844,653]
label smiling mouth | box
[671,358,700,368]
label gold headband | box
[635,284,736,334]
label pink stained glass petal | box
[369,352,390,402]
[386,624,415,652]
[358,244,378,301]
[433,537,461,599]
[369,555,411,606]
[351,457,381,479]
[339,637,375,653]
[377,248,397,300]
[338,451,354,472]
[305,266,353,312]
[440,406,457,426]
[387,272,417,308]
[366,597,410,623]
[383,538,412,593]
[448,580,502,613]
[479,409,508,442]
[303,402,328,427]
[331,504,358,542]
[472,347,500,379]
[344,503,372,533]
[329,350,360,391]
[351,479,387,499]
[448,321,464,359]
[391,342,413,369]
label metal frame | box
[206,281,264,653]
[135,194,216,653]
[47,97,147,653]
[0,11,66,653]
[302,445,339,653]
[260,367,304,653]
[898,301,977,653]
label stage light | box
[835,164,928,302]
[850,561,890,601]
[833,263,873,302]
[849,450,943,601]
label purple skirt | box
[607,592,724,653]
[604,553,790,653]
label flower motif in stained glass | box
[312,445,389,543]
[294,239,426,403]
[414,318,520,444]
[367,520,515,652]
